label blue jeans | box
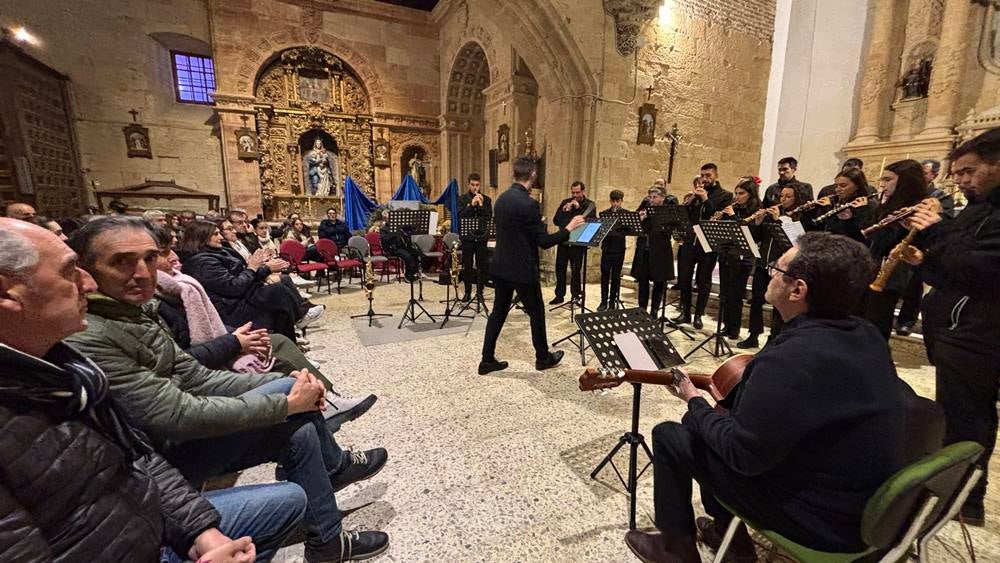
[164,378,349,550]
[161,481,307,562]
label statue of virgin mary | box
[303,137,339,196]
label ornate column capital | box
[603,0,661,57]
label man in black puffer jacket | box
[0,218,307,562]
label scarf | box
[0,343,153,462]
[156,270,275,374]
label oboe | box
[814,197,867,223]
[787,197,832,217]
[870,226,918,292]
[740,205,779,225]
[861,188,958,236]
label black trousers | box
[225,282,302,341]
[652,421,856,552]
[482,277,549,362]
[863,289,901,341]
[935,348,1000,507]
[461,240,489,296]
[554,245,585,299]
[747,265,769,336]
[897,273,924,327]
[637,280,666,317]
[600,252,625,305]
[676,242,717,316]
[719,260,751,337]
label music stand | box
[577,308,684,530]
[552,217,619,365]
[604,210,642,311]
[454,217,494,318]
[350,259,393,327]
[684,220,760,360]
[761,221,796,263]
[384,209,432,234]
[397,258,437,329]
[647,205,691,243]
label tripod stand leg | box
[590,435,630,481]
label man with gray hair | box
[0,218,310,562]
[66,216,391,561]
[142,209,168,227]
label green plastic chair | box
[713,441,985,563]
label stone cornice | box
[277,0,436,26]
[374,111,440,132]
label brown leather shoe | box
[695,517,756,563]
[625,529,701,563]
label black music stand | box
[684,220,760,360]
[608,210,643,310]
[383,209,432,234]
[397,258,437,329]
[577,308,685,530]
[350,259,393,327]
[761,221,795,263]
[641,207,696,339]
[553,217,619,365]
[454,217,494,319]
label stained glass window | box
[172,52,216,104]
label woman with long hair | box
[863,159,928,339]
[718,178,763,339]
[179,220,323,341]
[814,167,876,242]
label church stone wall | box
[1,0,225,210]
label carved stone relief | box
[603,0,661,57]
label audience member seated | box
[221,217,254,262]
[250,217,279,254]
[0,218,307,562]
[29,215,68,240]
[150,227,376,431]
[626,232,941,563]
[64,216,391,562]
[319,207,352,248]
[176,219,323,341]
[229,209,261,254]
[142,209,168,227]
[2,201,36,220]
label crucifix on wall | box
[664,123,680,184]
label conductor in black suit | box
[479,157,586,376]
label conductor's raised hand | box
[566,215,586,232]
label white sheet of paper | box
[614,332,659,371]
[739,225,762,259]
[428,211,439,234]
[782,221,806,246]
[692,225,712,253]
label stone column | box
[853,0,898,143]
[920,0,976,138]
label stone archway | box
[441,42,491,184]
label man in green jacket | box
[67,216,390,563]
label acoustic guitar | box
[579,354,753,403]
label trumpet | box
[870,227,918,292]
[861,188,958,236]
[814,197,868,223]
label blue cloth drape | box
[390,175,460,233]
[343,176,379,232]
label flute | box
[740,205,779,225]
[814,197,868,223]
[861,188,958,236]
[787,197,832,217]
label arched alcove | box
[442,42,491,182]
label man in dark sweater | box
[597,189,629,311]
[673,163,734,328]
[627,232,918,562]
[479,157,585,375]
[762,156,814,207]
[457,173,493,301]
[318,207,351,248]
[549,181,597,304]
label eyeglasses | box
[762,261,795,279]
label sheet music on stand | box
[458,217,495,240]
[605,210,643,237]
[647,205,690,242]
[761,221,799,261]
[567,217,619,248]
[384,209,432,234]
[576,308,684,371]
[693,220,761,259]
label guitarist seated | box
[627,232,936,563]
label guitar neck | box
[619,369,721,400]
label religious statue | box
[899,59,932,100]
[303,136,338,197]
[409,154,423,181]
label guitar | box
[579,354,753,403]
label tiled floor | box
[243,280,997,562]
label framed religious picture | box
[373,137,391,167]
[123,124,152,158]
[637,103,657,146]
[497,124,510,163]
[235,127,259,160]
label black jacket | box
[318,219,351,248]
[683,183,734,244]
[598,207,630,255]
[0,343,219,561]
[458,191,493,242]
[553,196,597,247]
[683,314,916,551]
[237,231,261,254]
[816,199,876,242]
[153,296,241,370]
[918,188,1000,370]
[634,206,675,282]
[763,178,814,208]
[491,183,569,284]
[181,247,272,317]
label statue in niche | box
[303,136,339,197]
[900,58,932,100]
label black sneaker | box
[478,359,509,375]
[896,322,914,336]
[305,529,389,562]
[596,301,609,312]
[671,313,691,325]
[693,316,704,330]
[535,350,564,371]
[329,448,388,493]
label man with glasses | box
[763,156,814,207]
[627,232,927,563]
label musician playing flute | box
[813,167,876,243]
[716,178,764,341]
[904,127,1000,526]
[861,160,928,341]
[626,232,936,563]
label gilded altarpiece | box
[253,47,375,219]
